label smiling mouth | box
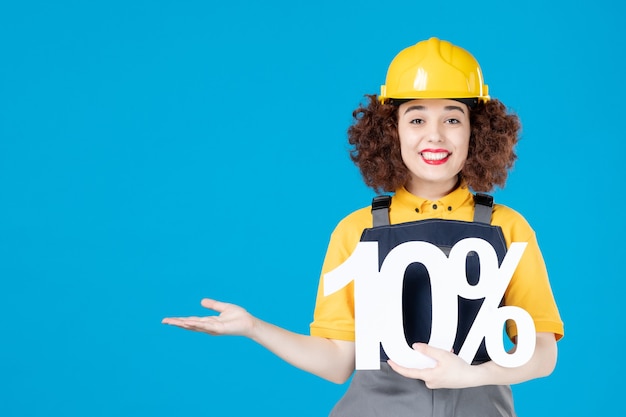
[420,151,451,162]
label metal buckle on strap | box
[473,193,494,224]
[371,195,392,227]
[371,195,392,211]
[473,193,493,208]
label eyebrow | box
[403,105,466,114]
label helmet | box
[379,37,490,104]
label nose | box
[426,124,443,142]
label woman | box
[163,37,564,416]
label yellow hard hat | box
[379,37,490,104]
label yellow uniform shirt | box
[310,184,564,342]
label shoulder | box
[319,204,373,274]
[331,204,373,240]
[492,203,536,243]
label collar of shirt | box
[392,182,475,222]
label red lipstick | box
[419,148,451,165]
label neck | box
[405,177,460,201]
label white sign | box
[324,238,535,370]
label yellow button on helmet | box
[380,37,490,104]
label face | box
[397,99,471,199]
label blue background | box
[1,0,623,415]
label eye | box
[446,118,461,124]
[409,118,424,125]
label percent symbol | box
[452,238,536,367]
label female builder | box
[163,38,564,416]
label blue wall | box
[1,1,623,415]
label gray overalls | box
[329,194,516,417]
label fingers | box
[387,359,430,379]
[162,298,242,335]
[200,298,231,312]
[161,316,224,334]
[161,299,230,326]
[162,317,198,325]
[412,342,446,360]
[386,343,441,379]
[161,317,202,328]
[386,359,405,374]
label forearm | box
[249,317,355,384]
[388,331,558,389]
[162,299,355,383]
[470,332,558,387]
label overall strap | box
[371,195,392,227]
[473,193,494,224]
[371,193,495,226]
